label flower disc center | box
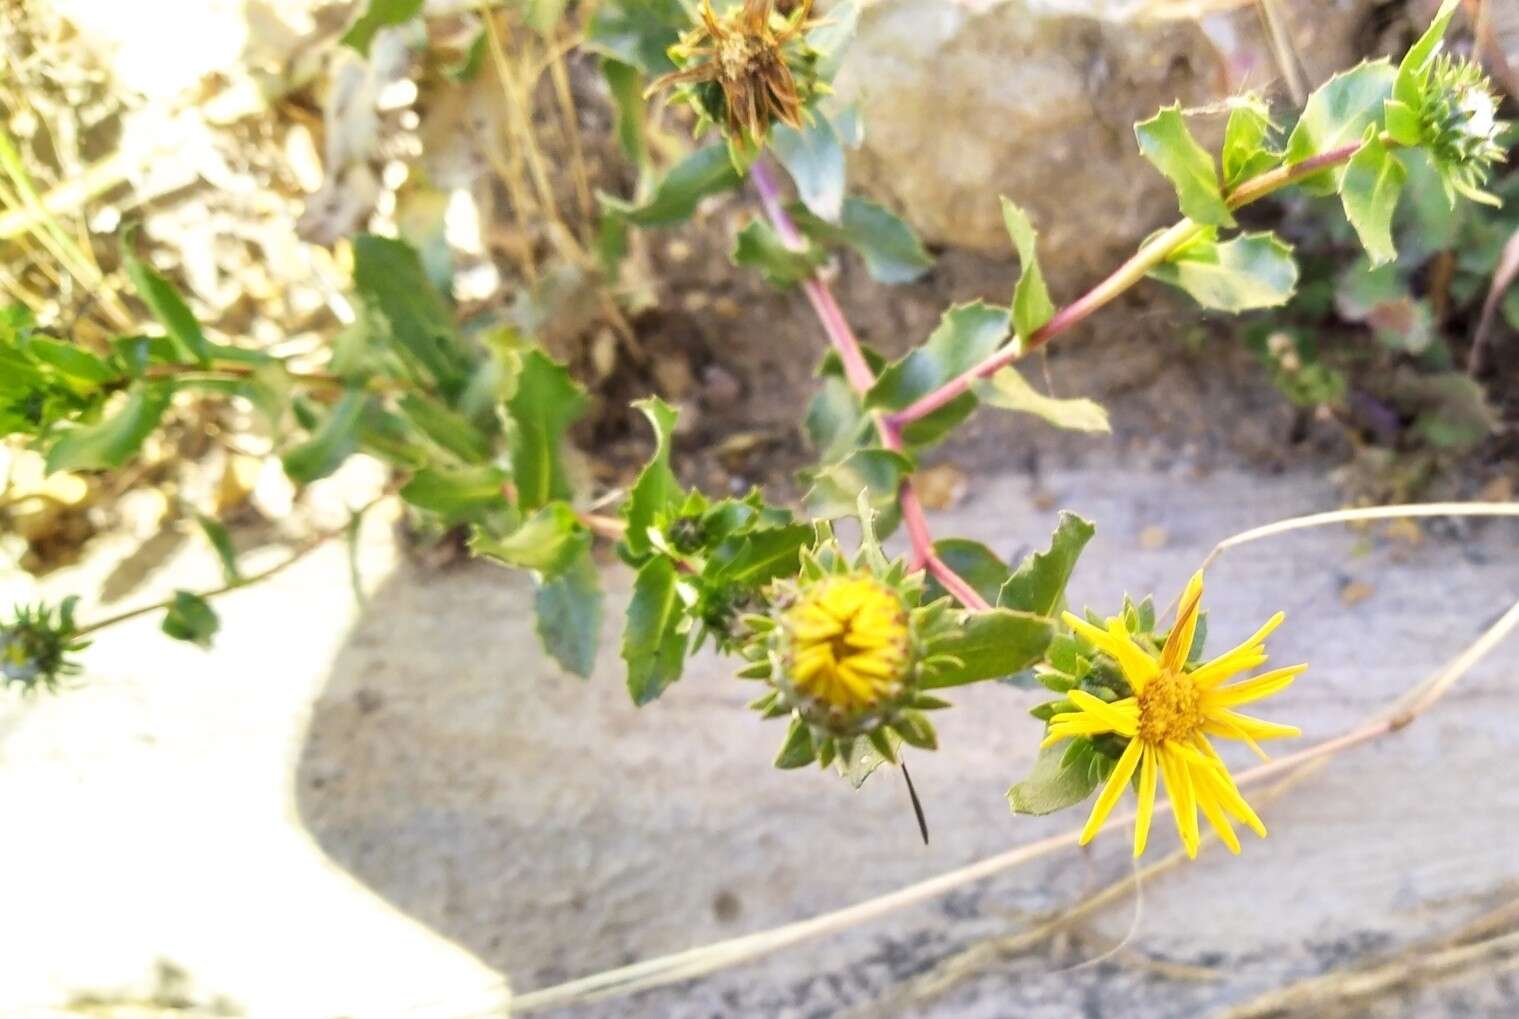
[1137,667,1204,744]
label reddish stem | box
[750,161,877,394]
[883,141,1367,430]
[750,159,987,608]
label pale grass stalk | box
[1214,924,1519,1019]
[1196,501,1519,574]
[479,4,588,272]
[546,37,595,230]
[0,129,134,330]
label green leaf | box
[471,501,589,578]
[867,301,1010,447]
[196,513,240,584]
[1221,97,1280,187]
[794,197,934,284]
[1284,60,1396,195]
[801,447,910,527]
[585,0,687,76]
[731,219,825,288]
[926,539,1010,606]
[1007,741,1100,816]
[397,393,494,464]
[446,28,487,82]
[341,0,422,54]
[998,512,1095,616]
[805,375,873,464]
[999,197,1056,341]
[835,730,897,789]
[25,337,116,386]
[972,367,1110,433]
[1395,0,1461,109]
[600,145,741,227]
[282,389,367,484]
[892,710,937,750]
[351,235,471,397]
[622,397,681,559]
[45,383,172,473]
[161,591,220,649]
[1149,230,1299,312]
[124,256,210,364]
[1340,136,1406,266]
[622,556,689,704]
[707,523,812,587]
[1134,105,1234,227]
[506,350,587,511]
[774,715,818,769]
[771,112,846,223]
[925,609,1053,688]
[399,465,510,523]
[535,549,603,679]
[807,0,859,79]
[602,59,650,179]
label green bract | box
[1,598,87,694]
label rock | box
[833,0,1385,284]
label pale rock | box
[833,0,1383,282]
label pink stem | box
[884,141,1367,430]
[750,161,877,393]
[750,159,987,608]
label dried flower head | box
[1044,573,1305,858]
[649,0,822,145]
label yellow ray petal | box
[1203,718,1270,760]
[1161,571,1205,673]
[1188,649,1267,689]
[1193,761,1267,838]
[1205,664,1307,709]
[1196,782,1241,854]
[1133,744,1158,857]
[1079,736,1143,846]
[1192,613,1284,687]
[1215,708,1301,741]
[1041,716,1114,747]
[1158,744,1200,858]
[1106,620,1161,692]
[1066,690,1140,736]
[1062,613,1159,692]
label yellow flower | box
[1046,572,1305,858]
[787,574,910,713]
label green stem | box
[73,491,391,638]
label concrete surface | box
[3,453,1518,1018]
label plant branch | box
[749,160,877,393]
[73,492,391,638]
[750,159,988,608]
[885,142,1366,430]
